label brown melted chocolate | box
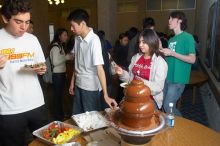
[112,110,160,131]
[114,80,159,129]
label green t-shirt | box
[166,31,195,84]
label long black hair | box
[47,28,68,56]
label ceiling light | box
[48,0,64,5]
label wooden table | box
[177,70,209,108]
[29,116,220,146]
[146,117,220,146]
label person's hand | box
[0,54,8,69]
[104,96,118,109]
[159,48,173,56]
[69,82,75,95]
[65,53,74,60]
[114,65,123,75]
[33,63,46,75]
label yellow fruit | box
[52,128,81,144]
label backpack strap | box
[48,56,53,72]
[49,44,60,71]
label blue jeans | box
[73,86,104,114]
[163,80,185,116]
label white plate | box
[72,111,109,132]
[120,82,128,88]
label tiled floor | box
[179,86,209,126]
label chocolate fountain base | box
[121,140,150,146]
[105,108,165,146]
[120,134,153,145]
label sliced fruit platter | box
[33,121,82,145]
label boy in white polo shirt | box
[0,0,48,146]
[67,9,117,114]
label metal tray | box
[33,121,82,145]
[113,115,165,136]
[72,111,109,132]
[107,110,166,136]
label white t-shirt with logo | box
[72,28,104,91]
[0,28,45,115]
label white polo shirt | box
[73,28,104,91]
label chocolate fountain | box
[106,80,165,145]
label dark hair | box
[139,29,161,57]
[0,0,31,20]
[126,27,138,40]
[47,28,68,55]
[169,11,187,31]
[193,34,199,43]
[143,17,155,29]
[66,35,75,53]
[97,30,105,40]
[119,32,128,40]
[50,28,68,45]
[67,9,89,26]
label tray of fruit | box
[33,121,82,145]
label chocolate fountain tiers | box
[121,80,155,129]
[106,80,165,145]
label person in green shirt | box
[160,11,196,116]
